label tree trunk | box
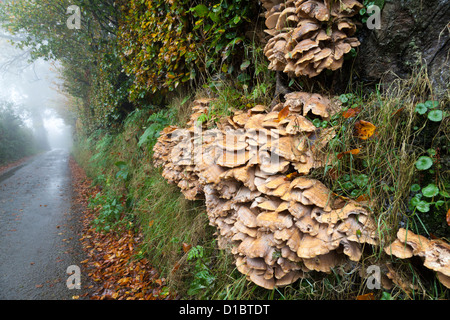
[355,0,450,97]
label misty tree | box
[0,0,134,133]
[0,100,39,165]
[0,0,120,99]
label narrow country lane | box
[0,149,90,299]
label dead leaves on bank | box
[69,157,174,300]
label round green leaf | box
[339,94,348,103]
[439,190,450,198]
[414,103,427,115]
[410,197,420,207]
[415,156,433,170]
[416,201,430,213]
[312,118,322,127]
[353,174,369,188]
[425,100,439,109]
[410,184,421,192]
[428,110,443,122]
[342,181,355,190]
[435,200,445,208]
[422,184,439,198]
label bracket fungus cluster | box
[261,0,362,77]
[385,228,450,289]
[153,93,378,289]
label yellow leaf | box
[278,105,290,122]
[354,120,376,140]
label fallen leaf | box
[354,120,376,140]
[337,148,360,160]
[284,172,300,181]
[171,262,181,274]
[342,107,361,119]
[35,284,43,288]
[182,242,192,253]
[356,194,370,202]
[277,105,290,122]
[356,293,375,300]
[391,107,404,117]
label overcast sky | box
[0,30,73,150]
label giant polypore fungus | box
[153,93,377,289]
[384,228,450,289]
[261,0,362,77]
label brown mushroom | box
[263,0,363,77]
[384,228,450,288]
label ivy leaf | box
[208,12,220,23]
[191,4,209,17]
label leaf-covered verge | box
[69,155,176,300]
[2,0,448,299]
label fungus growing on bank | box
[152,94,377,289]
[261,0,363,77]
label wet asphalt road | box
[0,149,90,299]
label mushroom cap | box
[303,93,332,119]
[236,205,258,228]
[237,232,276,259]
[248,269,276,289]
[296,0,330,21]
[216,149,250,168]
[285,115,316,133]
[303,251,343,273]
[384,239,414,259]
[256,211,294,231]
[292,39,319,55]
[297,233,332,259]
[265,11,281,29]
[301,180,332,210]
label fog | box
[0,29,73,151]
